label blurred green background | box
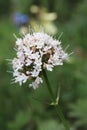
[0,0,87,130]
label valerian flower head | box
[12,31,68,89]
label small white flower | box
[12,58,23,71]
[44,64,53,71]
[25,58,32,66]
[35,77,43,84]
[12,30,68,89]
[62,53,68,60]
[29,77,43,89]
[13,71,28,86]
[29,82,38,89]
[31,69,40,77]
[16,38,23,46]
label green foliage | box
[71,0,87,51]
[0,0,11,16]
[0,20,16,59]
[38,119,65,130]
[37,119,76,130]
[8,109,32,130]
[54,0,70,21]
[69,99,87,128]
[11,0,32,13]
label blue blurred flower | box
[13,12,29,27]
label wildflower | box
[13,12,29,28]
[12,31,68,89]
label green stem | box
[55,105,70,130]
[43,69,70,130]
[42,69,55,101]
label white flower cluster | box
[12,31,68,89]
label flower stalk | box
[43,69,70,130]
[11,30,69,129]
